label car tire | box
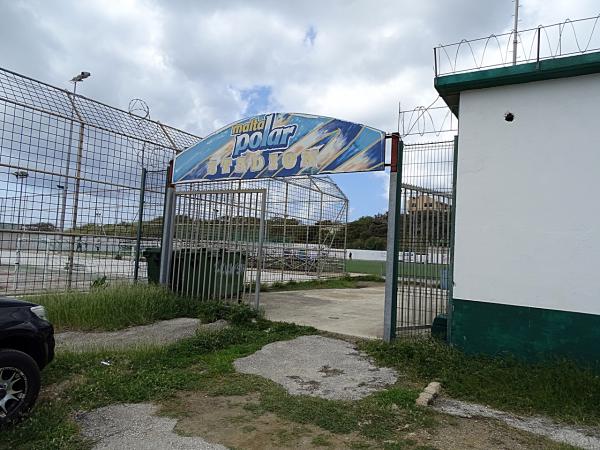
[0,349,41,427]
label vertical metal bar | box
[234,191,243,303]
[66,123,85,289]
[200,189,210,299]
[343,200,349,274]
[536,26,541,68]
[384,133,403,342]
[240,191,249,299]
[281,182,289,281]
[318,192,324,277]
[59,87,78,235]
[433,47,438,77]
[254,190,267,309]
[190,195,203,297]
[512,0,519,65]
[183,194,195,297]
[133,167,147,281]
[159,186,176,285]
[305,187,312,275]
[447,135,459,345]
[234,182,243,303]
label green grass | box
[30,284,200,332]
[262,275,384,292]
[345,259,446,280]
[3,312,599,449]
[4,291,599,448]
[361,338,600,427]
[1,317,430,450]
[31,275,386,332]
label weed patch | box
[361,338,600,426]
[30,284,198,332]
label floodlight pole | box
[383,133,403,342]
[59,72,90,259]
[64,72,90,289]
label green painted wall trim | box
[450,298,600,364]
[435,51,600,112]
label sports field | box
[345,259,446,280]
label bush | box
[197,300,261,325]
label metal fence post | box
[383,133,403,342]
[447,135,459,345]
[133,167,147,281]
[159,164,176,285]
[254,190,267,309]
[66,123,85,289]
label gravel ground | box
[233,335,397,400]
[55,319,228,352]
[78,403,227,450]
[432,397,600,450]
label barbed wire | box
[399,97,457,138]
[435,13,600,75]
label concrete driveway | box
[259,285,384,339]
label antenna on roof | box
[512,0,520,64]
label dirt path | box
[55,318,228,352]
[166,393,368,449]
[432,397,600,449]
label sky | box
[1,0,598,220]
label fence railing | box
[434,14,600,76]
[396,140,455,337]
[0,66,201,295]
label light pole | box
[58,71,91,235]
[13,170,29,290]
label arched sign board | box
[172,112,386,182]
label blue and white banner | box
[172,113,385,182]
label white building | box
[435,51,600,361]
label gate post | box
[383,133,403,342]
[159,163,176,285]
[447,135,459,344]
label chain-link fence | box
[0,67,200,295]
[396,140,456,336]
[173,176,348,288]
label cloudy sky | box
[1,0,598,219]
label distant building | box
[407,195,450,213]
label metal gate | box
[167,188,266,306]
[396,139,457,336]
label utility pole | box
[512,0,520,65]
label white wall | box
[454,73,600,315]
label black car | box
[0,297,54,426]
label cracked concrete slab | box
[77,403,227,450]
[233,335,397,400]
[56,319,228,352]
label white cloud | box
[1,0,598,217]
